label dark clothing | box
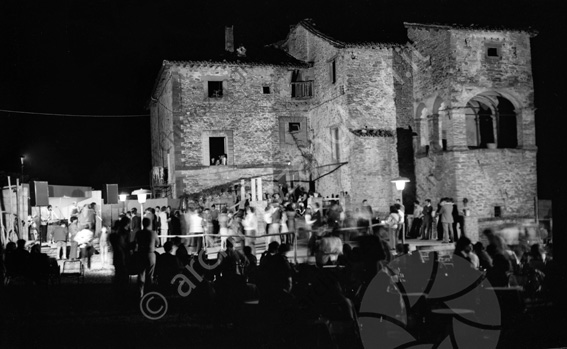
[219,248,249,277]
[52,226,68,242]
[169,216,181,236]
[130,215,141,242]
[135,228,158,254]
[156,252,183,287]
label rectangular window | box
[208,81,223,98]
[202,130,233,166]
[494,206,502,218]
[209,137,226,165]
[485,43,502,60]
[289,122,301,133]
[487,47,498,57]
[263,86,270,94]
[330,59,337,84]
[331,127,340,161]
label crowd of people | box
[0,186,554,346]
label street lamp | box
[20,156,24,183]
[119,193,128,214]
[131,189,151,217]
[391,177,410,244]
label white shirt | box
[188,213,204,233]
[243,212,258,231]
[158,211,168,230]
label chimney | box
[225,25,234,53]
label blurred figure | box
[52,221,68,260]
[135,217,158,297]
[68,216,80,260]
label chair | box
[61,260,85,283]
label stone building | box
[150,20,537,239]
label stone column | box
[520,107,536,149]
[257,178,263,201]
[448,108,469,151]
[251,178,256,202]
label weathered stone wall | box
[454,149,537,218]
[407,28,453,106]
[285,27,402,213]
[393,47,415,130]
[410,26,537,239]
[164,63,308,197]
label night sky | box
[0,0,565,198]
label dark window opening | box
[331,59,337,84]
[289,122,301,133]
[209,137,226,165]
[478,105,495,148]
[208,81,223,98]
[263,86,270,94]
[494,206,502,218]
[442,139,447,151]
[487,47,499,57]
[497,97,518,149]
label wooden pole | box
[240,179,245,209]
[257,178,263,201]
[16,178,23,241]
[7,177,14,240]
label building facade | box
[150,20,537,240]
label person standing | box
[269,201,282,244]
[135,217,158,297]
[419,199,433,240]
[188,207,204,254]
[158,206,169,247]
[53,221,68,260]
[438,199,455,243]
[130,208,141,243]
[41,205,58,244]
[99,226,110,268]
[385,206,401,250]
[68,216,80,260]
[74,227,94,269]
[410,200,423,239]
[243,206,258,255]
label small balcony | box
[291,81,314,99]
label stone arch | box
[465,91,518,149]
[415,103,428,147]
[430,96,448,150]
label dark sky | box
[0,0,565,198]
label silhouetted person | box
[135,217,158,297]
[156,241,183,295]
[109,216,131,290]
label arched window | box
[465,92,518,149]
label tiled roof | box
[165,46,310,68]
[297,19,409,49]
[404,22,538,37]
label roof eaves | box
[167,59,310,69]
[404,22,538,37]
[344,41,407,50]
[148,60,174,107]
[298,19,346,48]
